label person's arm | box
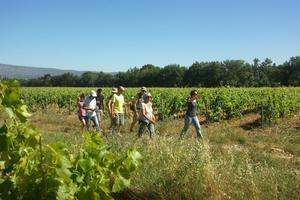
[111,95,116,116]
[151,113,156,122]
[101,97,105,111]
[96,97,100,107]
[84,104,95,111]
[151,103,155,122]
[107,98,112,113]
[83,102,88,110]
[123,98,127,114]
[134,96,138,113]
[77,101,82,116]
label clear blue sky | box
[0,0,299,72]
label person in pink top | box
[77,93,86,132]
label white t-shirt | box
[141,102,153,123]
[84,96,97,117]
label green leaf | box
[112,176,130,193]
[0,134,8,152]
[77,188,104,200]
[0,124,8,134]
[56,182,77,200]
[125,148,143,171]
[0,161,5,170]
[78,158,94,172]
[56,167,73,182]
[76,175,84,183]
[5,107,14,119]
[15,105,31,122]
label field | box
[1,85,300,199]
[31,106,300,199]
[20,87,300,124]
[20,88,300,199]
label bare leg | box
[130,112,138,131]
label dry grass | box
[18,108,300,199]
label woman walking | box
[180,90,203,139]
[138,93,155,138]
[130,87,148,132]
[77,93,86,133]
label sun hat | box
[119,86,125,91]
[141,86,147,91]
[90,90,97,97]
[111,88,117,93]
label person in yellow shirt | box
[111,86,126,135]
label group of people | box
[77,86,203,139]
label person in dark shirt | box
[180,90,203,139]
[96,88,105,129]
[107,88,118,130]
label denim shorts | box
[138,120,155,137]
[114,113,125,126]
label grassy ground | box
[25,107,300,199]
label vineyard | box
[20,87,300,125]
[0,81,143,200]
[1,83,300,199]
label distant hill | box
[0,63,87,79]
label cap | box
[141,86,147,91]
[119,86,125,91]
[145,93,152,97]
[111,88,117,93]
[90,90,97,97]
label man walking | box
[84,90,100,131]
[111,86,126,136]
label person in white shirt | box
[130,86,148,132]
[138,93,155,138]
[84,90,99,131]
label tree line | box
[19,56,300,87]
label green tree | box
[280,56,300,86]
[158,64,186,87]
[80,72,98,87]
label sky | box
[0,0,300,72]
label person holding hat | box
[111,86,126,135]
[84,90,100,131]
[130,86,148,132]
[107,88,118,130]
[138,93,155,138]
[180,90,203,139]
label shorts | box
[114,113,125,126]
[78,115,85,121]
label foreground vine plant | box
[0,80,143,200]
